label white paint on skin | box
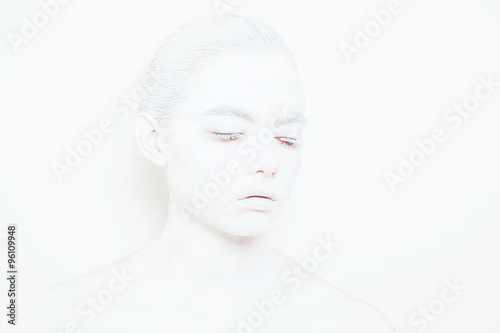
[158,51,306,238]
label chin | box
[211,213,275,239]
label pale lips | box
[237,195,276,211]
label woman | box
[26,15,395,332]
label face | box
[160,51,305,237]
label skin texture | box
[23,50,395,333]
[137,50,305,238]
[133,50,307,301]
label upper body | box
[24,15,394,333]
[24,240,395,333]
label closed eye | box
[276,137,298,147]
[211,132,243,141]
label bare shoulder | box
[22,245,153,332]
[265,247,395,332]
[287,274,396,333]
[320,287,395,332]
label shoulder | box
[288,275,396,332]
[317,290,395,332]
[266,247,394,332]
[22,245,155,332]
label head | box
[136,15,305,238]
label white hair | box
[139,15,295,127]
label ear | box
[135,112,168,166]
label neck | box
[153,200,273,289]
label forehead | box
[199,106,305,127]
[177,51,305,123]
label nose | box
[246,142,279,178]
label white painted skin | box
[133,49,306,315]
[23,17,395,333]
[137,51,305,239]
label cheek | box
[281,149,302,172]
[276,152,302,189]
[165,133,242,200]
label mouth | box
[237,194,277,211]
[242,195,275,201]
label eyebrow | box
[200,107,254,121]
[275,114,306,126]
[200,107,306,125]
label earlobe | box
[135,112,168,166]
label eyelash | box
[212,132,243,141]
[277,137,298,147]
[211,132,298,148]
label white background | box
[1,0,499,332]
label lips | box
[243,195,275,200]
[238,193,276,211]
